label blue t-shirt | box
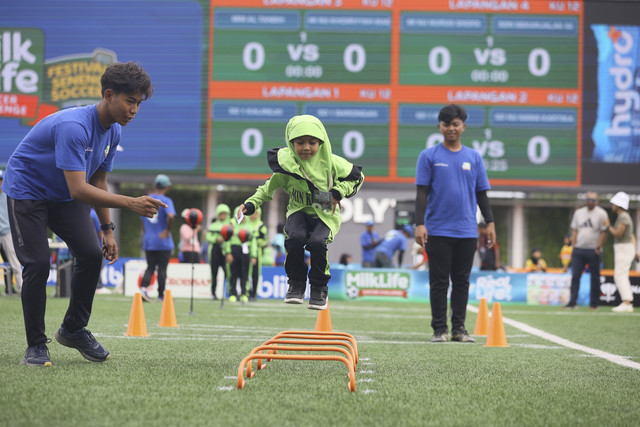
[375,230,407,259]
[142,193,176,251]
[2,105,119,202]
[360,230,380,263]
[415,143,490,238]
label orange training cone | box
[473,297,489,336]
[315,302,333,332]
[158,289,178,327]
[126,292,149,337]
[484,302,509,347]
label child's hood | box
[284,115,333,191]
[216,203,230,217]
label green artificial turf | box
[1,295,639,426]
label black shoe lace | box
[77,329,96,345]
[35,339,52,359]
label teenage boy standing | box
[414,104,496,343]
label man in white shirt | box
[564,192,609,309]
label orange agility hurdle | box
[273,331,358,363]
[264,333,358,364]
[248,339,356,378]
[237,344,356,392]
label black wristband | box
[100,222,115,231]
[244,202,256,216]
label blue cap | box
[402,225,413,236]
[365,219,374,226]
[154,174,171,188]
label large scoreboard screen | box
[207,0,583,187]
[3,0,637,188]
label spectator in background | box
[563,191,609,310]
[338,253,353,268]
[559,233,573,272]
[360,219,381,268]
[524,248,547,273]
[206,204,231,300]
[477,222,501,271]
[0,169,23,294]
[140,174,176,302]
[373,225,413,268]
[180,209,201,264]
[246,207,268,301]
[606,192,638,313]
[224,206,254,303]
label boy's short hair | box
[438,104,467,124]
[101,62,153,100]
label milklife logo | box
[345,270,410,299]
[0,28,44,119]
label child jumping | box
[237,115,364,310]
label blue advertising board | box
[0,0,203,172]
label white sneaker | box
[140,289,152,303]
[612,303,634,313]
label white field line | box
[467,305,640,371]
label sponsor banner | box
[344,269,411,299]
[123,260,211,299]
[332,268,595,306]
[47,260,627,307]
[526,273,572,306]
[591,24,640,164]
[0,28,44,119]
[47,257,133,289]
[599,273,640,307]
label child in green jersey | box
[238,115,364,310]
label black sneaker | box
[562,304,577,310]
[308,286,328,310]
[451,328,476,343]
[284,283,305,304]
[22,340,53,367]
[430,331,448,343]
[55,325,110,362]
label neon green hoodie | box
[206,203,231,260]
[223,206,257,257]
[244,115,364,242]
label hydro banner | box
[590,24,640,164]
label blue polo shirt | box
[415,143,490,238]
[375,230,407,258]
[142,193,176,251]
[2,105,119,202]
[360,230,380,264]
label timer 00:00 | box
[285,65,323,78]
